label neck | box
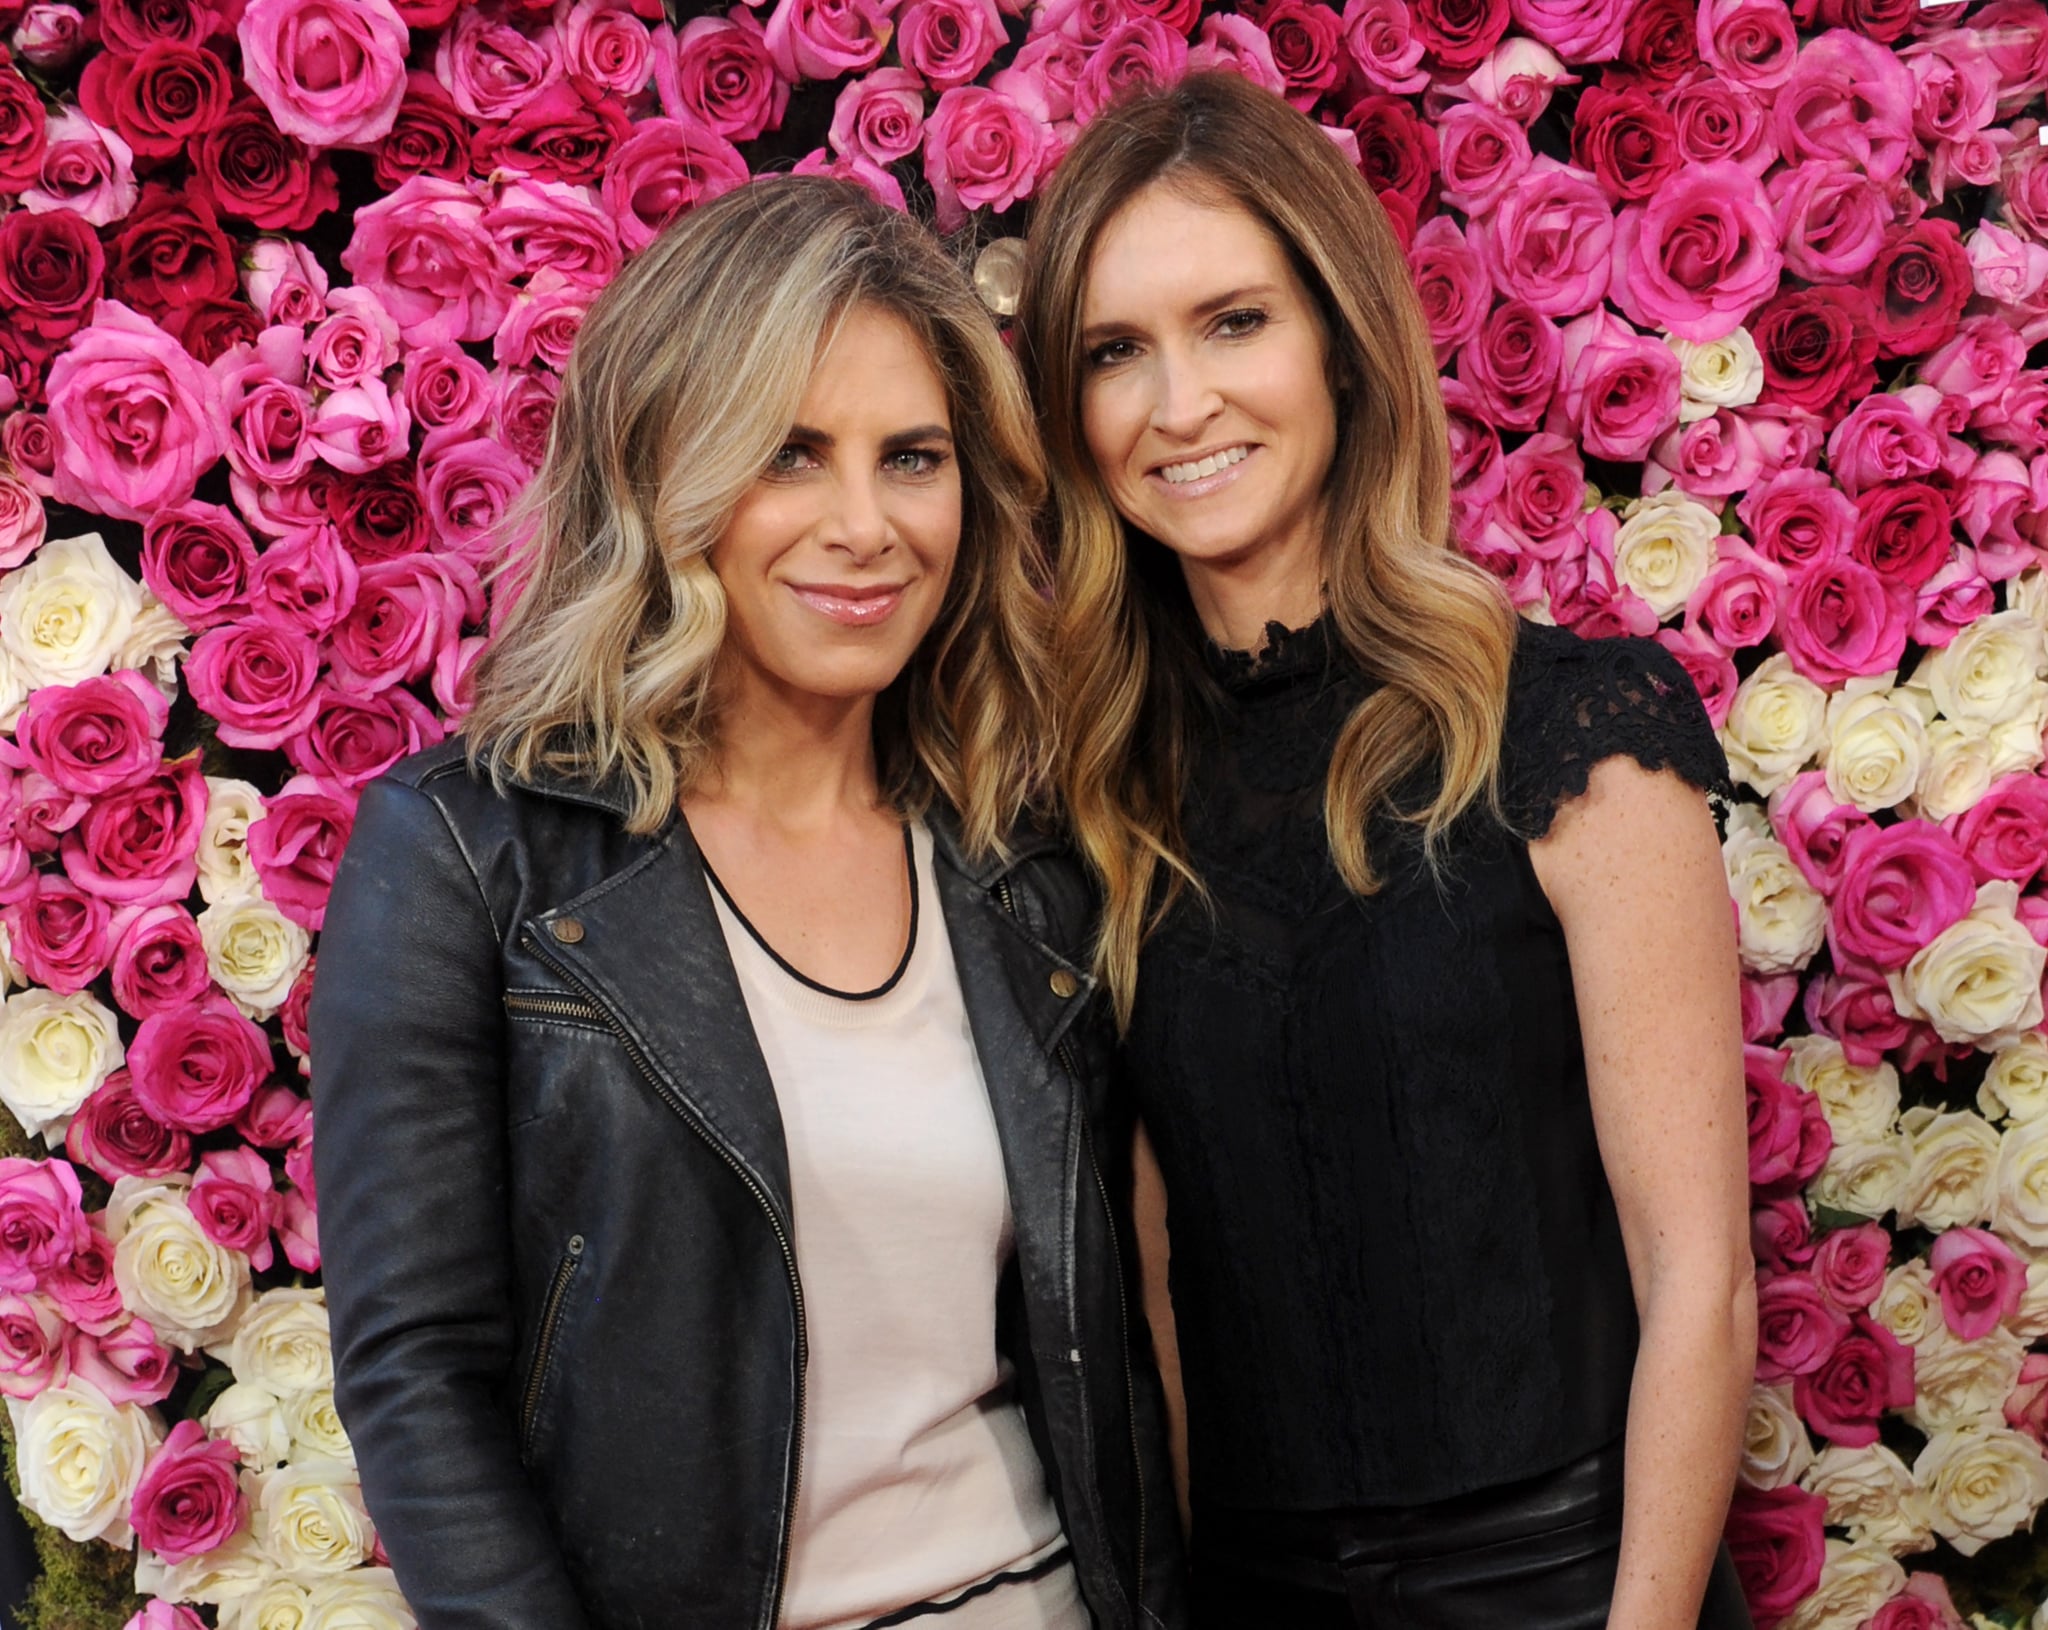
[1179,528,1326,652]
[691,668,886,835]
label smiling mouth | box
[1157,445,1252,485]
[788,582,909,627]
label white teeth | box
[1160,446,1249,485]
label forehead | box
[799,303,950,422]
[1081,185,1295,323]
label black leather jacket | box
[308,742,1186,1630]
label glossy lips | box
[787,581,908,626]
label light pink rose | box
[1073,18,1189,125]
[1766,160,1893,284]
[220,347,315,490]
[1905,31,2000,146]
[43,301,225,523]
[1468,156,1612,318]
[0,1160,88,1294]
[487,176,623,288]
[238,1084,312,1151]
[1813,1222,1890,1313]
[1922,315,2027,414]
[433,632,489,723]
[1830,819,1976,968]
[764,0,890,79]
[1343,0,1427,95]
[189,1146,279,1272]
[241,238,329,328]
[1930,1227,2025,1341]
[2010,1352,2048,1448]
[109,905,211,1021]
[11,6,89,72]
[1458,38,1577,124]
[1645,408,1765,499]
[434,3,564,121]
[556,0,654,97]
[341,176,517,348]
[130,1418,244,1562]
[248,775,355,933]
[1769,30,1917,185]
[790,144,909,209]
[1695,0,1798,92]
[1913,553,1995,646]
[1434,101,1531,219]
[1187,13,1286,96]
[494,269,592,373]
[1929,126,2016,208]
[0,1294,70,1398]
[658,9,787,143]
[1550,308,1681,462]
[1771,770,1873,894]
[8,877,114,994]
[1686,537,1784,650]
[71,1316,174,1407]
[13,672,167,799]
[829,67,926,165]
[185,618,323,751]
[599,115,750,254]
[238,0,409,146]
[310,379,410,476]
[925,84,1051,233]
[1970,221,2048,306]
[1508,0,1624,63]
[896,0,1005,90]
[0,472,44,573]
[306,288,400,392]
[18,110,136,227]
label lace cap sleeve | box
[1502,621,1733,840]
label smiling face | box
[1077,182,1340,631]
[710,302,962,712]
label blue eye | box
[767,445,816,475]
[886,448,947,476]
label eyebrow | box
[1080,283,1281,347]
[784,423,956,450]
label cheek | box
[1079,381,1139,484]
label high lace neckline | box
[1201,611,1338,694]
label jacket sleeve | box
[308,776,591,1630]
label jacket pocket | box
[519,1233,586,1464]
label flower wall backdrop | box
[0,0,2041,1624]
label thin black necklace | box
[701,825,918,1002]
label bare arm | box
[1528,757,1755,1630]
[1132,1120,1190,1537]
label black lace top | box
[1127,615,1731,1513]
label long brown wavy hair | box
[467,177,1052,858]
[1020,73,1518,1022]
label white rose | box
[1783,1538,1905,1630]
[1803,1443,1935,1553]
[211,1288,332,1398]
[108,1175,252,1351]
[2013,566,2048,633]
[1907,1325,2027,1431]
[117,590,190,704]
[1896,1106,2002,1230]
[1994,1116,2048,1251]
[1875,1261,1942,1347]
[1914,719,2000,823]
[253,1459,374,1577]
[199,778,268,906]
[1822,678,1929,813]
[1723,805,1828,975]
[7,1379,159,1544]
[200,894,311,1020]
[1668,329,1765,422]
[2011,1256,2048,1340]
[284,1388,353,1466]
[305,1568,415,1630]
[0,641,27,733]
[0,532,143,688]
[1914,1422,2048,1555]
[1908,609,2048,725]
[1981,1035,2048,1124]
[137,1527,271,1607]
[0,988,123,1146]
[1890,881,2048,1051]
[1741,1383,1814,1490]
[1723,654,1830,795]
[205,1380,293,1471]
[1784,1035,1901,1143]
[1813,1131,1912,1221]
[1613,490,1721,619]
[224,1572,312,1630]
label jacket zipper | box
[994,878,1148,1619]
[519,1234,585,1458]
[504,992,604,1022]
[519,932,809,1630]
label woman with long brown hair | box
[1020,74,1755,1630]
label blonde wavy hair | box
[1019,73,1519,1022]
[467,177,1052,857]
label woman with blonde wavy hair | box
[310,177,1183,1630]
[1020,74,1754,1630]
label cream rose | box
[117,590,191,704]
[1822,677,1930,813]
[1915,719,2001,823]
[1803,1443,1935,1553]
[224,1573,312,1630]
[1723,806,1828,975]
[7,1379,159,1544]
[200,894,311,1019]
[1994,1116,2048,1251]
[1909,609,2048,727]
[253,1459,374,1577]
[305,1567,414,1630]
[0,988,124,1146]
[1783,1538,1905,1630]
[1896,1106,2002,1230]
[1613,490,1721,619]
[205,1380,293,1471]
[1907,1325,2026,1431]
[1982,1035,2048,1124]
[211,1288,332,1398]
[1741,1383,1814,1490]
[0,641,27,733]
[1914,1422,2048,1556]
[199,778,268,906]
[137,1527,272,1607]
[1890,882,2048,1051]
[2011,1256,2048,1340]
[1784,1035,1901,1144]
[1876,1261,1943,1346]
[284,1388,353,1465]
[1723,654,1830,795]
[1813,1131,1912,1221]
[0,532,143,688]
[2015,566,2048,633]
[108,1175,253,1351]
[1668,328,1765,422]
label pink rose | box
[1767,160,1893,283]
[7,878,113,995]
[254,526,361,640]
[1686,538,1784,650]
[1812,1222,1889,1312]
[1073,18,1189,125]
[1826,387,1952,497]
[556,0,654,97]
[764,0,889,79]
[109,905,211,1021]
[43,301,224,523]
[0,1294,69,1398]
[1507,0,1624,63]
[1186,13,1287,96]
[2007,1351,2048,1448]
[238,1083,312,1150]
[309,379,411,476]
[1610,161,1781,344]
[1769,29,1917,184]
[659,10,787,143]
[60,756,207,910]
[1433,102,1531,219]
[341,176,517,349]
[1455,300,1560,431]
[1739,469,1855,572]
[287,687,440,793]
[494,271,591,373]
[305,291,400,393]
[1696,0,1799,92]
[599,116,750,254]
[122,1597,205,1630]
[40,1229,118,1337]
[1951,774,2048,887]
[1770,771,1872,894]
[790,144,909,211]
[1829,819,1977,969]
[1343,0,1428,95]
[433,4,563,121]
[67,1072,193,1185]
[1255,0,1347,109]
[1906,31,2000,146]
[1667,68,1775,173]
[1793,1314,1913,1447]
[186,619,323,751]
[495,367,559,469]
[435,634,488,724]
[1803,968,1912,1066]
[1922,315,2027,415]
[419,430,531,561]
[1656,627,1738,729]
[1752,1195,1814,1272]
[1869,1575,1965,1630]
[829,68,925,166]
[220,339,316,490]
[1468,156,1612,318]
[925,85,1050,233]
[0,471,44,572]
[130,1418,244,1562]
[486,177,623,289]
[17,110,135,229]
[238,0,407,145]
[897,0,1005,90]
[14,673,167,799]
[1645,409,1765,499]
[70,1316,173,1407]
[248,776,356,933]
[1970,221,2048,306]
[241,239,329,328]
[1741,966,1797,1036]
[1548,309,1681,463]
[0,1159,88,1293]
[1929,1227,2025,1341]
[1408,217,1489,365]
[127,995,272,1134]
[1726,1486,1826,1630]
[326,553,485,693]
[140,500,258,632]
[1486,432,1584,561]
[1755,1271,1850,1382]
[1746,1046,1831,1193]
[1979,0,2048,113]
[403,344,495,436]
[189,1146,279,1272]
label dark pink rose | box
[1930,1226,2025,1340]
[1769,29,1917,183]
[60,756,206,911]
[341,176,516,350]
[1826,387,1954,496]
[1755,1271,1850,1382]
[1667,68,1775,173]
[1951,774,2048,888]
[1752,1196,1815,1273]
[13,673,167,800]
[254,527,361,641]
[1851,482,1953,595]
[373,71,473,189]
[189,1146,279,1273]
[238,0,407,145]
[287,685,442,790]
[248,777,356,933]
[1455,300,1559,432]
[1726,1486,1826,1630]
[1254,0,1345,109]
[1549,309,1681,463]
[237,1083,312,1150]
[924,85,1050,233]
[1746,1045,1832,1194]
[1829,819,1977,969]
[1344,0,1427,96]
[328,461,432,564]
[764,0,889,78]
[1812,1222,1889,1312]
[1770,770,1873,894]
[1753,285,1880,428]
[660,9,786,142]
[1697,0,1799,91]
[280,963,315,1075]
[827,67,925,167]
[1804,968,1912,1066]
[327,553,485,693]
[0,1159,87,1293]
[433,4,564,121]
[109,905,210,1022]
[185,619,322,752]
[1572,82,1681,204]
[897,0,1004,90]
[40,1230,118,1338]
[403,344,495,437]
[1793,1314,1914,1446]
[127,995,272,1135]
[558,0,654,97]
[1739,470,1856,572]
[1610,161,1781,344]
[1468,157,1611,319]
[600,115,750,254]
[474,79,633,187]
[1408,217,1490,365]
[1433,101,1530,219]
[68,1315,173,1406]
[0,1293,69,1398]
[6,877,112,995]
[1410,0,1508,71]
[1865,219,1973,361]
[140,501,258,632]
[1767,159,1893,283]
[1686,539,1784,650]
[1656,627,1738,729]
[130,1418,244,1562]
[1871,1575,1965,1630]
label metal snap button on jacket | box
[550,918,586,944]
[1048,969,1079,999]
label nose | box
[1149,346,1222,442]
[821,468,892,564]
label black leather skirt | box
[1189,1442,1754,1629]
